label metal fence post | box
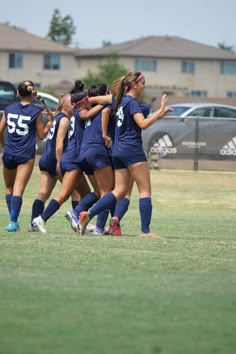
[193,117,199,172]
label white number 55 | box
[7,113,31,136]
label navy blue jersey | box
[112,95,143,157]
[139,103,151,118]
[105,102,116,143]
[39,112,68,169]
[4,102,42,158]
[79,111,110,160]
[61,110,85,165]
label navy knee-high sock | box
[10,196,22,222]
[88,192,117,220]
[71,200,79,209]
[96,209,109,230]
[74,192,98,215]
[114,197,130,221]
[31,199,45,222]
[139,197,152,233]
[5,194,12,215]
[41,199,60,222]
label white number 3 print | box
[116,106,124,127]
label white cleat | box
[32,216,47,234]
[65,210,78,233]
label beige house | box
[1,24,236,102]
[75,36,236,99]
[0,23,76,88]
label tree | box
[47,9,76,46]
[218,42,234,52]
[102,40,112,47]
[82,52,127,89]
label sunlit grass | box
[0,165,236,354]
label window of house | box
[182,61,195,73]
[44,54,60,70]
[220,61,236,74]
[187,90,207,97]
[227,91,236,97]
[135,59,157,72]
[9,52,23,69]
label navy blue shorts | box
[39,158,57,177]
[2,152,34,169]
[80,154,113,175]
[112,153,147,169]
[60,161,82,177]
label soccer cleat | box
[109,216,122,236]
[65,210,79,233]
[86,223,96,232]
[27,224,39,232]
[92,226,105,235]
[139,232,165,239]
[103,225,111,235]
[6,221,20,232]
[79,211,90,235]
[32,216,47,234]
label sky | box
[1,0,236,50]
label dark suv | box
[0,80,18,111]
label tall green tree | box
[47,9,76,46]
[218,42,234,51]
[82,52,127,89]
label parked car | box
[0,80,18,110]
[166,102,236,118]
[34,91,58,111]
[142,103,236,168]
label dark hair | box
[18,80,36,97]
[70,80,88,106]
[88,83,109,97]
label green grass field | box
[0,166,236,354]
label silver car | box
[142,103,236,168]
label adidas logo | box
[150,134,177,154]
[220,137,236,155]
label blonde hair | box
[55,93,71,114]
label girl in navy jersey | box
[102,101,151,236]
[33,81,103,234]
[29,92,75,232]
[0,80,54,232]
[79,71,172,238]
[65,83,114,234]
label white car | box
[35,91,59,111]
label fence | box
[142,117,236,172]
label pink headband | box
[72,95,88,106]
[134,73,144,82]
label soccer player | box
[102,101,151,236]
[29,92,74,231]
[0,80,54,232]
[32,81,103,234]
[78,71,172,238]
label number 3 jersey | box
[4,102,42,159]
[113,95,144,157]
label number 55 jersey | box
[4,102,42,159]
